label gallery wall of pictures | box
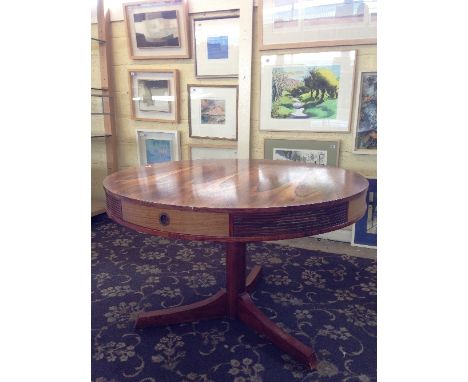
[93,0,376,180]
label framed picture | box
[353,72,377,154]
[264,139,340,166]
[352,178,377,248]
[260,50,356,132]
[259,0,377,50]
[193,16,240,78]
[136,129,180,165]
[123,0,190,59]
[128,69,179,122]
[188,85,238,140]
[189,144,238,160]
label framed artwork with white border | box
[128,69,179,122]
[189,144,238,160]
[264,138,340,166]
[259,0,377,50]
[353,71,377,154]
[260,50,356,132]
[188,85,238,140]
[193,16,240,78]
[136,129,180,165]
[123,0,190,59]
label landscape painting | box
[137,79,170,112]
[200,99,226,124]
[207,36,229,59]
[271,64,340,119]
[355,72,377,150]
[133,10,180,48]
[145,139,172,164]
[273,148,328,165]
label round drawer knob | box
[159,213,170,226]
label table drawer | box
[121,200,230,237]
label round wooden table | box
[103,159,368,369]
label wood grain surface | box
[103,160,368,242]
[103,159,368,212]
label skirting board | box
[315,228,352,243]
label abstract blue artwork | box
[207,36,228,59]
[145,139,171,164]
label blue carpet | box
[92,214,376,382]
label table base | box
[135,242,318,369]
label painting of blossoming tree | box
[271,65,340,119]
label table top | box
[103,159,368,213]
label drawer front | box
[121,200,230,237]
[231,202,349,238]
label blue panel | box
[145,139,171,164]
[354,178,377,246]
[207,36,229,59]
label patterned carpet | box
[92,214,376,382]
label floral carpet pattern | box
[92,214,376,382]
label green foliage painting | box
[271,65,340,119]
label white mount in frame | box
[260,50,356,132]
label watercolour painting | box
[271,65,340,120]
[260,51,355,132]
[124,1,190,59]
[264,138,340,166]
[137,79,170,112]
[188,85,238,140]
[136,129,180,166]
[207,36,229,59]
[145,139,172,163]
[200,99,226,124]
[133,10,180,48]
[355,72,377,152]
[273,148,328,165]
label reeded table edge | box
[103,187,368,215]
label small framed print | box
[260,50,356,132]
[353,72,377,154]
[193,16,240,78]
[259,0,377,50]
[136,129,180,165]
[188,85,238,140]
[189,144,238,160]
[123,0,190,59]
[128,69,179,122]
[352,178,377,248]
[264,138,340,166]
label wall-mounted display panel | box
[264,138,340,166]
[136,129,180,165]
[353,71,377,154]
[189,144,238,160]
[188,85,238,140]
[123,0,190,59]
[193,16,240,78]
[352,177,377,247]
[259,0,377,50]
[129,69,179,122]
[260,50,356,132]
